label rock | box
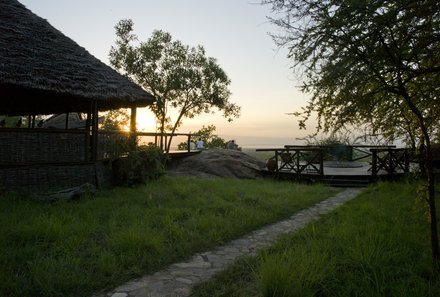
[166,148,266,179]
[32,183,96,202]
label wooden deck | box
[258,146,410,187]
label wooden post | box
[84,110,91,161]
[348,145,353,161]
[371,149,377,179]
[65,112,69,129]
[130,106,137,150]
[388,149,393,174]
[91,100,99,161]
[187,134,191,152]
[319,149,324,176]
[404,149,410,173]
[27,115,31,128]
[31,115,36,128]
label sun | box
[136,108,157,131]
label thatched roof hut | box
[0,0,154,116]
[0,0,156,191]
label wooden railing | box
[370,148,410,178]
[257,145,410,179]
[256,147,324,176]
[0,128,197,167]
[285,144,396,161]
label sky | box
[20,0,315,147]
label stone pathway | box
[94,188,362,297]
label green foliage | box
[177,125,227,150]
[192,181,440,297]
[0,178,333,297]
[0,115,24,127]
[112,144,165,186]
[264,0,440,146]
[100,109,130,131]
[109,20,240,152]
[98,109,134,159]
[265,0,440,263]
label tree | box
[109,20,240,153]
[100,109,129,131]
[177,125,227,150]
[263,0,440,268]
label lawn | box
[192,181,440,297]
[0,176,336,297]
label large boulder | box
[166,148,266,179]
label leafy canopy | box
[264,0,440,145]
[263,0,440,268]
[109,20,240,151]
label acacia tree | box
[263,0,440,267]
[109,20,240,153]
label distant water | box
[137,134,306,150]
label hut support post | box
[65,112,69,129]
[130,107,137,150]
[187,135,191,152]
[84,110,91,161]
[91,100,99,161]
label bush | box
[177,125,226,150]
[112,144,165,186]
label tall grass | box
[0,176,334,297]
[193,181,440,297]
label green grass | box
[192,181,440,297]
[0,176,336,297]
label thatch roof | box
[0,0,154,115]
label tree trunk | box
[166,111,186,155]
[424,140,440,270]
[400,90,440,269]
[160,115,165,151]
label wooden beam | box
[130,107,137,133]
[91,101,99,162]
[84,109,91,161]
[130,106,137,150]
[65,112,69,129]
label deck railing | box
[0,128,196,167]
[370,148,410,178]
[256,147,324,176]
[257,145,410,179]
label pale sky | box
[20,0,314,147]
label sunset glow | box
[136,108,157,132]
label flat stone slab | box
[93,188,362,297]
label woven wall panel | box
[0,130,86,164]
[0,164,96,192]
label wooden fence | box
[257,145,410,179]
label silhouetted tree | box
[110,20,240,153]
[264,0,440,268]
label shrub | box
[112,144,165,186]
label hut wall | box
[0,129,86,164]
[0,162,113,192]
[0,163,95,192]
[0,129,117,191]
